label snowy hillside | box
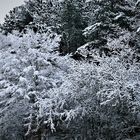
[0,0,140,140]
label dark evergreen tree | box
[2,6,33,34]
[24,0,61,33]
[60,0,87,54]
[84,0,138,43]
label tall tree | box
[24,0,61,32]
[84,0,138,42]
[2,6,33,34]
[60,0,87,54]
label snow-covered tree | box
[83,0,139,46]
[2,6,33,34]
[24,0,61,33]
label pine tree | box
[2,6,33,34]
[84,0,138,41]
[24,0,61,33]
[60,0,87,54]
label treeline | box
[1,0,140,54]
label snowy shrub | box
[0,27,140,140]
[24,54,140,139]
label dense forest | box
[0,0,140,140]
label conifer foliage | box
[2,6,33,34]
[60,0,86,54]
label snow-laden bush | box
[0,30,61,139]
[0,30,140,140]
[27,55,140,139]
